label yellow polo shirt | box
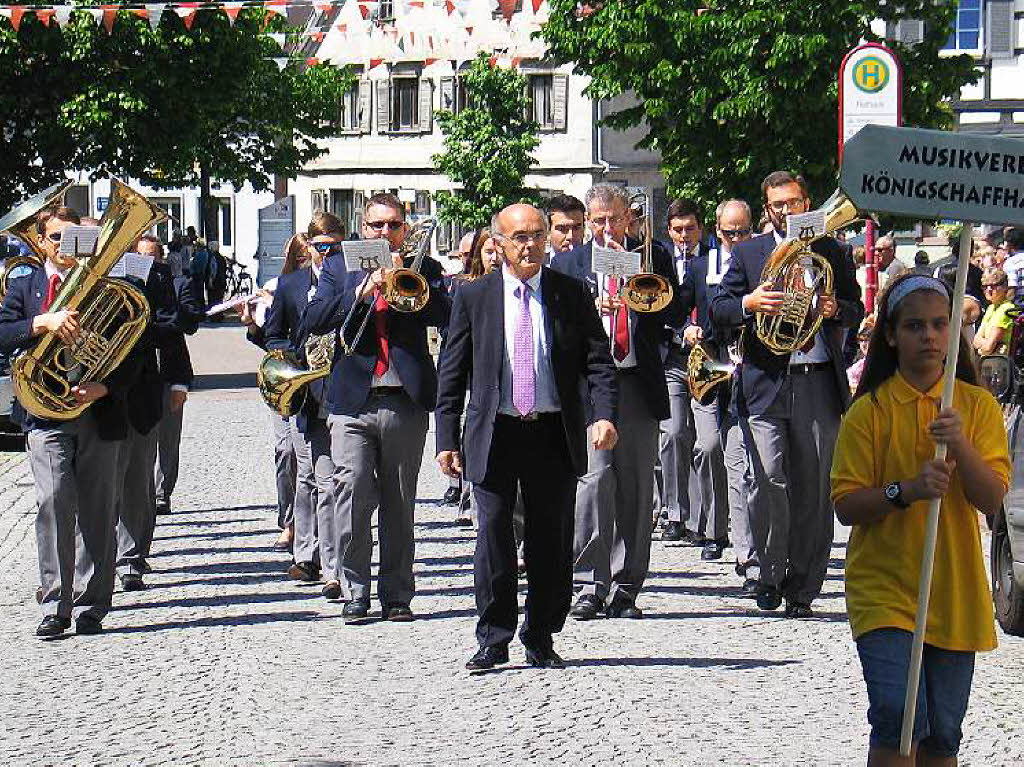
[830,371,1010,652]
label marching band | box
[0,173,1014,762]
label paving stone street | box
[1,326,1023,766]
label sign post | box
[839,43,902,312]
[841,124,1024,757]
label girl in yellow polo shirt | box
[831,273,1010,765]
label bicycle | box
[224,256,254,299]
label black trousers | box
[472,413,577,651]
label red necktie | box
[373,290,390,377]
[42,273,61,312]
[607,276,629,362]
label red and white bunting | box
[222,1,245,24]
[147,4,166,30]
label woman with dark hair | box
[831,272,1009,765]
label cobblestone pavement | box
[1,330,1023,766]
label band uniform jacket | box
[301,250,451,416]
[709,232,864,417]
[435,267,618,484]
[0,265,143,440]
[549,236,684,422]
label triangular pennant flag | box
[271,57,288,71]
[87,8,103,27]
[147,4,166,31]
[424,57,437,66]
[511,56,521,68]
[532,0,543,12]
[315,2,333,15]
[223,2,245,24]
[129,8,148,21]
[36,9,55,26]
[101,5,118,34]
[267,31,287,48]
[369,57,383,68]
[306,57,320,66]
[53,6,73,28]
[444,0,454,13]
[497,0,517,21]
[9,6,26,31]
[308,30,325,43]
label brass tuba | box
[0,180,73,300]
[623,191,673,313]
[12,179,162,420]
[755,189,863,355]
[686,341,736,406]
[382,217,438,313]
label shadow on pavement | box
[158,559,288,576]
[156,528,278,542]
[102,610,325,634]
[416,554,473,566]
[642,609,848,622]
[193,372,258,390]
[568,656,802,670]
[115,590,314,611]
[165,504,275,516]
[149,573,288,589]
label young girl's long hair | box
[280,233,309,275]
[854,271,978,402]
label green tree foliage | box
[433,52,541,229]
[541,0,977,217]
[0,7,352,210]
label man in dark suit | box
[301,193,450,624]
[436,203,618,670]
[551,183,684,620]
[710,171,864,618]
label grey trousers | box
[691,396,730,542]
[270,413,297,530]
[740,369,840,604]
[658,347,697,525]
[574,371,660,604]
[330,391,428,606]
[291,417,338,579]
[115,424,160,577]
[724,418,754,571]
[28,415,120,621]
[153,385,184,507]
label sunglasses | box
[720,228,751,238]
[46,232,63,243]
[365,221,404,232]
[983,283,1008,290]
[311,242,342,255]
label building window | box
[217,199,233,248]
[526,73,568,131]
[338,84,360,133]
[378,75,432,134]
[392,78,419,131]
[944,0,983,51]
[378,0,395,22]
[151,198,182,244]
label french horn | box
[0,180,73,301]
[686,341,736,406]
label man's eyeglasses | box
[589,215,625,228]
[497,231,547,247]
[720,228,751,238]
[312,242,342,255]
[365,221,404,232]
[983,282,1008,291]
[766,199,805,213]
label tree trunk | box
[199,164,217,242]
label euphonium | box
[258,329,335,417]
[623,191,672,313]
[755,189,864,355]
[0,180,73,300]
[12,179,162,420]
[686,341,736,406]
[382,217,438,313]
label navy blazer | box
[709,231,864,416]
[0,265,142,439]
[550,237,684,422]
[301,251,451,416]
[435,267,618,483]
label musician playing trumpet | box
[301,193,450,625]
[710,171,863,618]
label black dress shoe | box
[442,486,461,506]
[661,521,686,542]
[155,501,171,516]
[382,603,414,622]
[35,615,71,638]
[755,583,783,611]
[570,594,602,621]
[785,601,814,619]
[76,615,104,635]
[605,597,643,619]
[701,540,726,560]
[465,644,509,671]
[321,581,342,600]
[342,599,370,624]
[287,561,320,582]
[734,561,747,578]
[739,578,760,598]
[524,645,565,669]
[120,574,146,592]
[682,528,707,547]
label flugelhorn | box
[755,189,864,355]
[623,191,672,313]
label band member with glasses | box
[436,203,618,670]
[552,183,683,621]
[0,205,142,637]
[302,193,450,624]
[264,212,346,599]
[710,171,863,618]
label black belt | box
[788,361,831,375]
[496,411,560,424]
[369,386,405,398]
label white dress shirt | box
[596,269,638,368]
[498,266,560,416]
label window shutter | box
[311,189,327,213]
[358,79,372,133]
[418,77,433,133]
[376,80,391,133]
[986,0,1015,59]
[552,74,569,131]
[895,19,924,46]
[436,219,452,252]
[440,76,456,113]
[352,190,366,235]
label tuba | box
[755,189,864,355]
[622,191,673,313]
[686,341,736,406]
[0,180,73,301]
[12,179,163,421]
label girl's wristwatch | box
[884,481,910,509]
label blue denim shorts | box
[856,628,976,757]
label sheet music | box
[341,239,391,272]
[57,225,100,256]
[591,244,641,278]
[785,210,827,241]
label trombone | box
[622,191,673,314]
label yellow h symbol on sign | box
[860,62,882,87]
